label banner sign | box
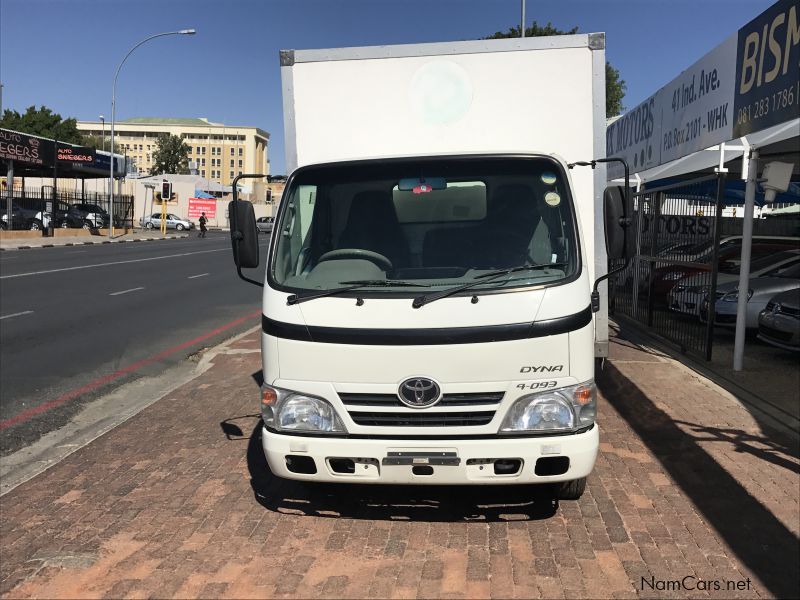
[56,145,96,166]
[188,198,217,219]
[733,0,800,137]
[660,35,737,165]
[607,0,799,179]
[0,129,54,167]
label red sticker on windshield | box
[413,184,432,194]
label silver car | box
[702,261,800,329]
[758,289,800,351]
[140,213,194,231]
[256,216,274,234]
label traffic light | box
[161,181,172,202]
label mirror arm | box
[231,173,266,287]
[569,157,632,312]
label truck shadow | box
[244,422,558,522]
[597,361,800,600]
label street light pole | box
[99,115,105,151]
[109,29,196,239]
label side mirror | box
[603,186,634,261]
[229,200,259,269]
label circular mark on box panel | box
[409,61,473,125]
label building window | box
[230,171,234,179]
[201,147,206,155]
[238,148,243,156]
[196,146,200,154]
[230,159,234,167]
[201,169,206,177]
[230,148,235,155]
[237,170,242,176]
[238,159,243,168]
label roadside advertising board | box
[607,0,799,179]
[188,198,216,219]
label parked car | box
[701,261,800,328]
[63,203,110,229]
[139,213,194,231]
[256,216,274,234]
[0,202,56,231]
[758,288,800,351]
[668,248,800,317]
[650,242,793,303]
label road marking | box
[0,309,262,432]
[0,247,229,280]
[0,310,34,321]
[188,273,209,279]
[109,287,144,296]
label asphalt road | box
[0,231,269,453]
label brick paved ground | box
[1,326,797,599]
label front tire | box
[29,220,43,231]
[145,222,154,230]
[557,477,587,500]
[176,223,185,231]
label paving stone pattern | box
[0,330,797,599]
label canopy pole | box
[733,149,758,372]
[5,159,12,231]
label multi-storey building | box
[76,117,269,186]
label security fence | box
[1,187,134,231]
[610,174,726,360]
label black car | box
[0,202,47,230]
[63,203,110,229]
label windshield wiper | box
[412,263,568,308]
[287,280,429,305]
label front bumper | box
[262,425,598,485]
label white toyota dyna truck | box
[229,35,632,500]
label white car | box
[668,248,800,318]
[140,213,194,231]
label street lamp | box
[99,115,105,151]
[109,29,196,239]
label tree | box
[151,134,190,175]
[81,134,122,153]
[485,22,627,117]
[0,105,84,143]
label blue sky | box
[1,0,775,174]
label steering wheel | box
[317,249,394,271]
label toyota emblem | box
[398,377,441,408]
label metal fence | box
[610,174,725,360]
[2,187,134,230]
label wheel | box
[61,221,69,229]
[318,248,394,271]
[176,223,185,231]
[557,477,587,500]
[145,222,154,230]
[29,220,43,231]
[82,220,93,230]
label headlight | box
[687,285,708,295]
[500,381,596,433]
[722,289,753,302]
[260,384,346,433]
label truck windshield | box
[271,156,579,296]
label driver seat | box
[337,190,410,268]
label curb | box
[0,235,189,251]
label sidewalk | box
[0,231,189,251]
[0,328,797,599]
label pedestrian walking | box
[198,212,207,238]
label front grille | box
[779,304,800,317]
[339,392,503,407]
[759,325,794,342]
[348,411,495,427]
[766,301,776,312]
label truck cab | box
[230,35,631,499]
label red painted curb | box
[0,309,261,432]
